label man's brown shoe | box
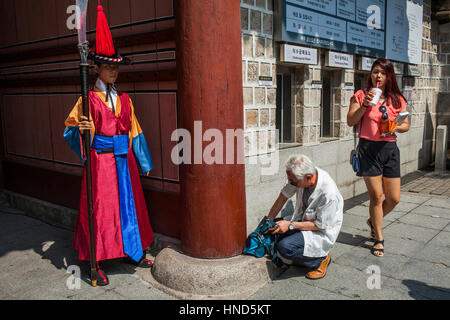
[305,254,331,280]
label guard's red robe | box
[64,88,154,261]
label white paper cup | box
[368,88,382,107]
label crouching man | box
[268,155,343,279]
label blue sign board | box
[277,0,423,64]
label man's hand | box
[270,220,322,233]
[271,220,290,234]
[145,171,150,176]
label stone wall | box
[241,0,277,157]
[242,0,443,233]
[409,0,440,168]
[293,65,321,144]
[438,19,450,148]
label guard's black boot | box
[124,256,153,268]
[88,263,109,286]
[96,267,110,286]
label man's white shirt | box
[280,167,343,257]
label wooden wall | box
[0,0,181,238]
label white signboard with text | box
[327,51,354,69]
[360,56,376,71]
[281,44,318,65]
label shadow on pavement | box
[337,231,368,247]
[402,279,450,300]
[0,201,141,286]
[0,209,78,271]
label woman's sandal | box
[371,240,384,257]
[366,218,375,241]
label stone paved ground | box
[0,170,449,300]
[0,210,173,300]
[251,170,450,300]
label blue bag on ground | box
[243,216,280,262]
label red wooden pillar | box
[175,0,247,258]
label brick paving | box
[402,171,450,197]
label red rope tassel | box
[95,4,115,56]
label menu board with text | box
[277,0,423,64]
[385,0,423,64]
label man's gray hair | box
[285,154,315,180]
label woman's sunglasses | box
[379,105,388,120]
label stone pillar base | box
[137,248,273,300]
[435,125,448,172]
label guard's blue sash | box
[92,134,143,262]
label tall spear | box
[76,0,97,287]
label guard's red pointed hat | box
[89,1,130,65]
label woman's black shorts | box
[357,138,401,178]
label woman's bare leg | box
[382,176,401,217]
[364,176,385,256]
[364,176,384,238]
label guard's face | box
[96,63,119,84]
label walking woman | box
[347,58,410,257]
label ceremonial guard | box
[64,2,154,286]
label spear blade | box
[76,0,88,44]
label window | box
[276,69,293,142]
[321,70,333,138]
